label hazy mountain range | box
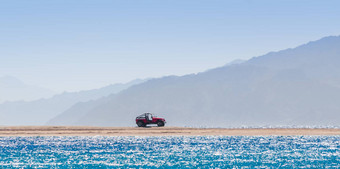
[1,36,339,127]
[47,36,340,127]
[0,79,145,125]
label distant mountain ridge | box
[0,76,55,103]
[47,36,340,127]
[0,79,146,125]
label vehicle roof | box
[138,113,153,117]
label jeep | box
[135,113,166,127]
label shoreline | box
[1,126,340,136]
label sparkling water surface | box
[1,136,340,168]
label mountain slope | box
[0,79,145,125]
[50,36,340,127]
[47,95,114,125]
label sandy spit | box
[0,126,340,136]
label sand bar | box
[0,126,340,136]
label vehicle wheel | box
[137,121,145,127]
[157,121,164,127]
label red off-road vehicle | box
[136,113,166,127]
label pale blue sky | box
[1,0,339,92]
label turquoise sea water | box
[0,136,339,168]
